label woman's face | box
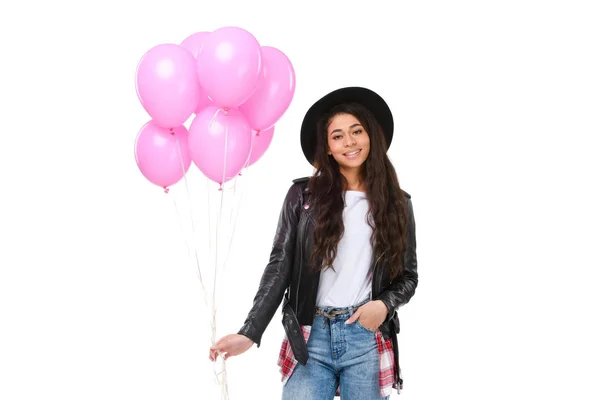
[326,113,370,173]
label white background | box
[1,0,599,399]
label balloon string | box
[221,165,250,275]
[221,362,229,400]
[206,177,213,287]
[170,194,189,261]
[175,136,210,312]
[205,178,222,391]
[227,129,253,247]
[211,177,227,395]
[209,107,224,128]
[211,113,229,397]
[199,108,232,398]
[212,358,229,399]
[220,113,229,189]
[219,130,253,272]
[170,190,227,398]
[212,118,227,340]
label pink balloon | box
[248,126,275,166]
[188,106,252,184]
[180,32,214,113]
[239,47,296,131]
[134,121,191,189]
[196,27,262,109]
[180,31,210,58]
[135,44,200,129]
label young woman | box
[209,87,418,399]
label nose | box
[343,135,356,147]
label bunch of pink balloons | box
[133,26,296,190]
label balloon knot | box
[169,128,175,135]
[164,187,170,194]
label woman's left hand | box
[345,300,388,330]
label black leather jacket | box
[238,177,418,388]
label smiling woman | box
[326,113,371,185]
[209,86,418,399]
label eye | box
[333,135,342,140]
[353,129,363,135]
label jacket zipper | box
[295,214,309,314]
[372,249,387,294]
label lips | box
[344,149,361,158]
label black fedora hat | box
[300,86,394,165]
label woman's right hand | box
[208,334,254,362]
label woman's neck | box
[341,169,366,192]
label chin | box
[340,160,367,170]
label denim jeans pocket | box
[356,318,378,333]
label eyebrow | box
[330,123,362,136]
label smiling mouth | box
[344,149,361,157]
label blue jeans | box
[282,301,389,399]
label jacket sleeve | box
[375,197,418,317]
[237,183,302,347]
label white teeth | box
[346,150,360,156]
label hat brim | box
[300,86,394,165]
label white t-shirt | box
[316,191,374,308]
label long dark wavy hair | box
[307,102,409,280]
